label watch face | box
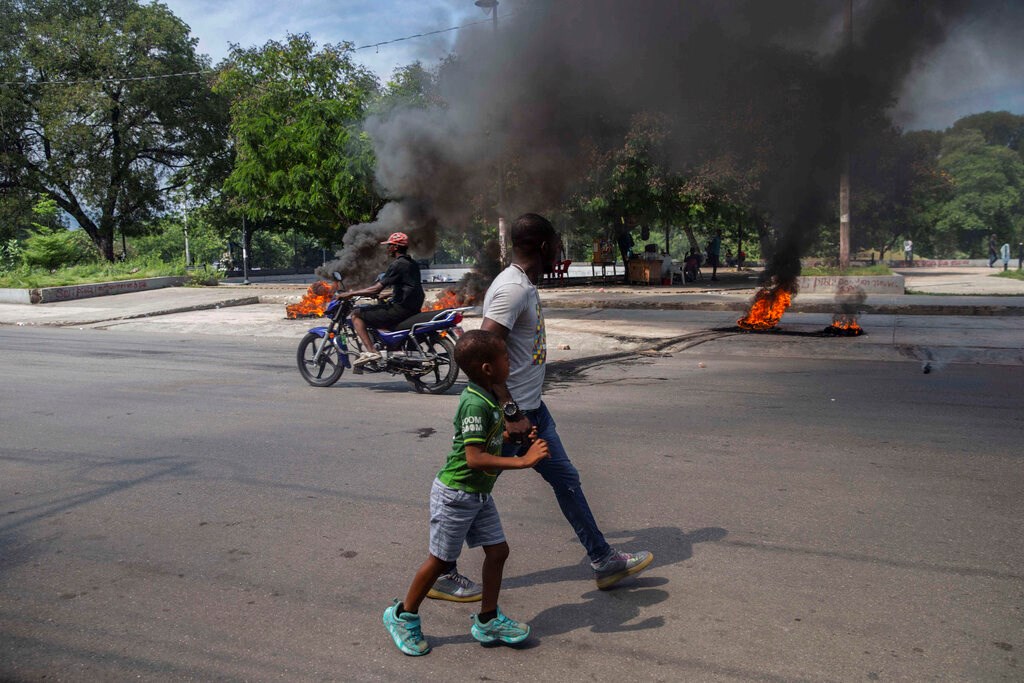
[502,402,519,417]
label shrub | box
[21,229,95,270]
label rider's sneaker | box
[383,599,430,656]
[353,351,381,367]
[427,569,482,602]
[592,550,654,590]
[470,606,530,644]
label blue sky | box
[161,0,1022,131]
[162,0,479,83]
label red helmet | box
[381,232,409,247]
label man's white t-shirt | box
[482,265,546,410]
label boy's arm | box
[465,440,548,471]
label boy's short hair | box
[454,329,506,384]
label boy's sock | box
[396,602,416,616]
[477,609,497,623]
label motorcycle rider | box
[335,232,426,367]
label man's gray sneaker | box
[427,569,483,602]
[592,550,654,590]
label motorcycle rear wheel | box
[297,332,346,387]
[405,333,459,394]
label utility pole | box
[475,0,507,265]
[838,0,852,269]
[241,214,250,285]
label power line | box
[0,70,212,87]
[0,10,518,87]
[355,12,514,52]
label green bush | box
[0,256,187,288]
[21,230,95,270]
[1,239,23,271]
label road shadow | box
[530,577,670,637]
[503,525,727,590]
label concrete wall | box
[1,277,189,305]
[796,274,904,294]
[0,288,33,304]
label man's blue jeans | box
[504,402,613,564]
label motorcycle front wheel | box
[405,333,459,394]
[297,332,346,387]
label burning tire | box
[297,332,346,387]
[405,333,458,395]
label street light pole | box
[475,0,507,266]
[241,214,250,285]
[838,0,853,270]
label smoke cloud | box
[332,0,1023,291]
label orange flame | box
[424,288,474,311]
[286,280,339,319]
[827,315,863,334]
[737,283,793,330]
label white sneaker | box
[353,351,381,367]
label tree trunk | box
[682,225,699,253]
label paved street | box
[1,317,1021,681]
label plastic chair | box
[552,259,571,280]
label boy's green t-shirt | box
[436,382,505,494]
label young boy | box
[383,329,550,656]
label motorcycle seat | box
[390,309,455,331]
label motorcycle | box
[296,274,468,394]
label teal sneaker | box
[383,599,430,656]
[470,606,531,644]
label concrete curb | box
[0,277,189,305]
[41,297,261,327]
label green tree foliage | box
[19,197,94,269]
[568,113,754,258]
[951,111,1024,161]
[851,126,952,259]
[131,213,222,267]
[373,61,442,116]
[0,0,230,262]
[214,34,382,243]
[934,128,1024,256]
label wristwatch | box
[501,400,523,421]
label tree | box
[933,128,1024,256]
[951,111,1024,161]
[0,0,229,261]
[214,34,382,243]
[850,125,952,260]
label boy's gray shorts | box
[428,478,506,563]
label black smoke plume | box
[337,0,1022,294]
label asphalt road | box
[1,325,1021,682]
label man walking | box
[706,232,721,281]
[430,214,653,601]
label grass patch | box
[994,269,1024,281]
[801,264,893,276]
[0,258,221,288]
